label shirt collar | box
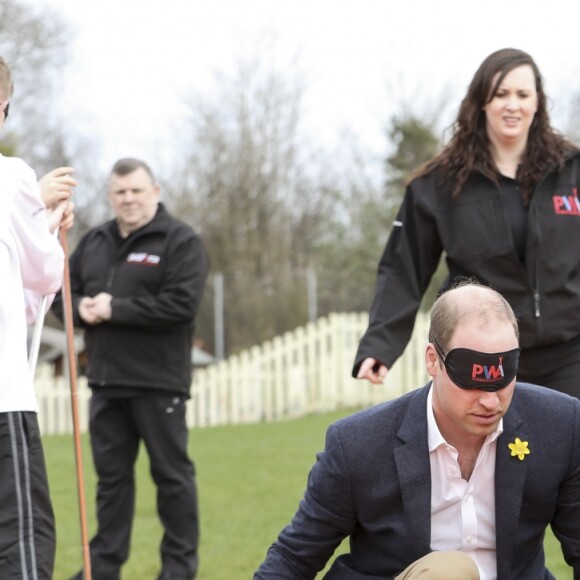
[427,384,503,453]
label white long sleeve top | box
[0,154,64,412]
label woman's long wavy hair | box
[411,48,578,203]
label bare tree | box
[0,0,72,168]
[166,57,337,354]
[0,0,106,247]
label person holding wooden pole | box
[0,55,74,580]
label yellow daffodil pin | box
[508,437,530,461]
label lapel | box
[393,385,432,559]
[494,402,526,580]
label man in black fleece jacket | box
[53,157,208,580]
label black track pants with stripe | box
[0,412,55,580]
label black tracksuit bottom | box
[84,390,199,580]
[0,412,55,580]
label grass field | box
[44,409,572,579]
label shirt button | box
[466,536,473,544]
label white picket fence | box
[34,311,430,435]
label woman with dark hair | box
[354,47,580,398]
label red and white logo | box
[553,188,580,216]
[127,252,161,266]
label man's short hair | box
[429,281,519,351]
[111,158,156,183]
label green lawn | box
[44,409,572,579]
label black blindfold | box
[432,338,520,391]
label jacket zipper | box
[497,176,542,325]
[99,236,117,386]
[530,186,543,333]
[106,265,116,290]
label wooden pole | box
[59,228,92,580]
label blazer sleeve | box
[254,423,356,579]
[353,180,443,375]
[551,397,580,576]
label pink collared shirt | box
[427,386,502,580]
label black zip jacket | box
[353,151,580,375]
[52,204,209,396]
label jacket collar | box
[101,202,170,240]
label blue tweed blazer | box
[255,383,580,579]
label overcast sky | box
[38,0,580,173]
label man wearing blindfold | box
[255,283,580,580]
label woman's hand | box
[357,357,389,384]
